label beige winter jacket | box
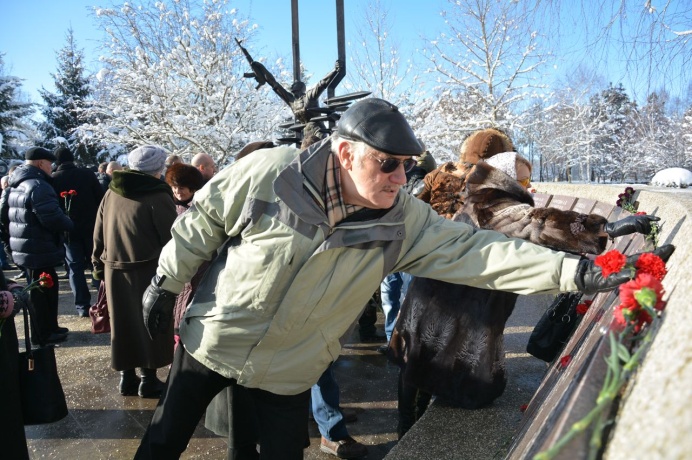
[156,138,581,395]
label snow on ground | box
[650,168,692,188]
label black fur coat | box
[389,162,608,408]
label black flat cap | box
[25,147,56,162]
[336,98,423,156]
[54,147,74,165]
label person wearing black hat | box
[133,98,672,459]
[52,147,105,317]
[0,147,74,345]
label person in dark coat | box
[92,145,177,398]
[0,147,74,345]
[164,162,205,345]
[52,147,105,317]
[0,275,31,459]
[96,162,110,191]
[389,142,664,438]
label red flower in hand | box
[635,253,667,281]
[559,355,572,368]
[595,250,627,278]
[38,272,54,289]
[60,191,68,198]
[620,273,665,311]
[614,273,665,333]
[576,300,592,315]
[68,189,77,196]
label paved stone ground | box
[10,266,401,459]
[12,264,548,459]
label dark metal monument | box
[238,0,370,145]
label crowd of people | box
[0,97,674,460]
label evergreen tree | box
[0,53,35,156]
[38,28,98,164]
[588,83,637,182]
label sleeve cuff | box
[559,255,581,292]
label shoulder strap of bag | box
[20,295,34,368]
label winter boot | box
[119,369,140,396]
[138,368,165,399]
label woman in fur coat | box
[389,131,661,439]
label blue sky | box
[0,0,688,106]
[0,0,443,103]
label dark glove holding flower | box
[0,283,29,319]
[142,275,177,340]
[604,214,660,239]
[574,244,675,295]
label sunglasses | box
[366,152,417,173]
[517,177,531,188]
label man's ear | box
[336,140,354,170]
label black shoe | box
[119,370,140,396]
[320,436,368,459]
[33,331,67,346]
[54,326,69,334]
[138,368,165,398]
[377,344,389,355]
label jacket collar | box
[273,137,406,230]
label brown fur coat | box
[390,161,608,408]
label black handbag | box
[17,297,68,425]
[526,292,583,362]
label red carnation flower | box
[559,355,572,368]
[60,191,68,198]
[635,253,667,281]
[576,300,592,315]
[68,189,77,196]
[38,272,54,289]
[594,250,627,278]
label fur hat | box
[25,147,56,162]
[336,98,423,156]
[54,147,74,165]
[459,128,514,165]
[165,163,205,191]
[128,145,167,174]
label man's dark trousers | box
[136,344,310,459]
[64,236,92,314]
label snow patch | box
[650,168,692,188]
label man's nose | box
[390,165,407,185]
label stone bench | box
[385,185,690,460]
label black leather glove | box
[142,275,177,339]
[604,215,660,238]
[574,244,675,295]
[625,244,675,266]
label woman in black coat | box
[0,275,31,459]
